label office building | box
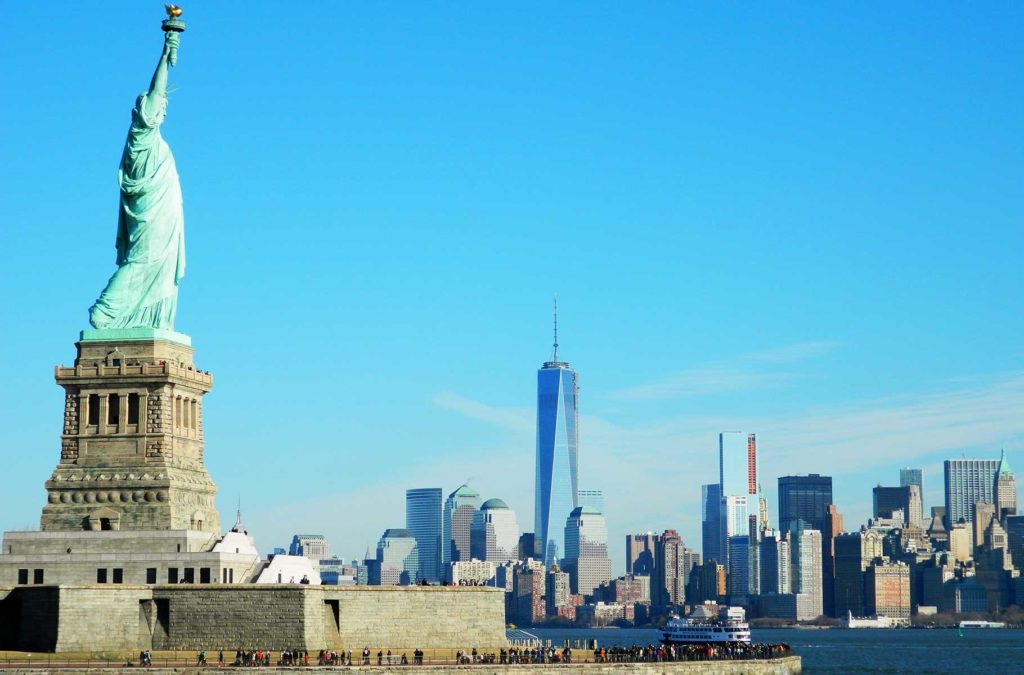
[900,468,925,527]
[866,561,911,624]
[948,521,973,562]
[822,504,843,617]
[626,532,657,576]
[691,559,726,603]
[653,530,687,609]
[534,310,579,566]
[563,506,612,598]
[682,548,702,585]
[995,449,1017,518]
[318,557,357,586]
[448,559,498,586]
[289,534,329,563]
[973,501,997,553]
[777,475,833,534]
[598,573,651,606]
[873,485,923,527]
[833,530,883,617]
[372,529,419,586]
[518,533,536,562]
[927,507,949,548]
[470,498,520,563]
[545,563,572,617]
[513,562,546,625]
[791,528,823,620]
[442,484,481,576]
[1006,515,1024,568]
[944,459,999,526]
[405,488,443,583]
[701,484,722,563]
[727,535,750,602]
[759,530,791,595]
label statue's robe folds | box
[89,92,185,329]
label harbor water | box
[527,626,1024,674]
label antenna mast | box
[553,295,559,361]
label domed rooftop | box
[481,498,509,510]
[382,528,413,538]
[450,484,480,499]
[569,505,602,517]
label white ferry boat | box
[660,604,751,645]
[959,620,1006,629]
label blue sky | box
[1,3,1022,573]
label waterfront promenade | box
[0,648,801,674]
[0,660,802,675]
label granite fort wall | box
[0,658,803,674]
[330,586,507,650]
[0,585,507,653]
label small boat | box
[958,620,1006,629]
[661,604,751,645]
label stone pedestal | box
[40,334,219,534]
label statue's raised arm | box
[141,33,175,119]
[88,8,187,332]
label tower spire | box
[232,497,245,533]
[553,294,559,362]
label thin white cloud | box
[432,391,533,433]
[608,340,839,402]
[610,365,795,401]
[742,340,841,364]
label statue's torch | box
[162,5,186,67]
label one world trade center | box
[534,301,579,566]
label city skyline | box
[1,4,1023,575]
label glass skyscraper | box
[944,459,999,525]
[534,333,579,567]
[701,483,722,563]
[778,474,833,534]
[406,488,443,583]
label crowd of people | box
[589,642,793,663]
[172,641,790,668]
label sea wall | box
[0,659,803,675]
[0,585,507,653]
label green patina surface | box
[80,328,191,346]
[88,25,186,332]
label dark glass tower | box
[534,301,579,566]
[701,483,722,563]
[406,488,443,583]
[777,474,833,534]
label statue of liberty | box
[89,8,187,330]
